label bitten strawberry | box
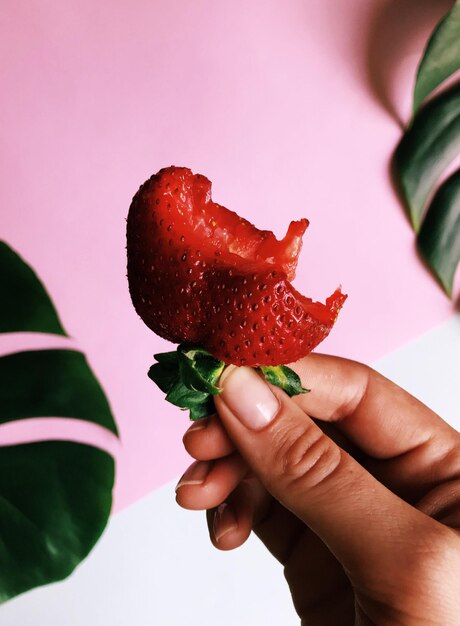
[127,166,346,368]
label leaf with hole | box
[418,169,460,296]
[0,241,118,603]
[414,1,460,113]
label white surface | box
[2,314,459,626]
[375,313,460,431]
[2,479,294,626]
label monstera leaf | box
[0,241,66,335]
[395,83,460,232]
[394,2,460,297]
[417,170,460,297]
[0,240,117,603]
[414,1,460,113]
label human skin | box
[176,354,460,625]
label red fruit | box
[127,166,346,367]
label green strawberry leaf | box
[0,241,66,335]
[414,1,460,113]
[148,345,223,419]
[154,351,180,366]
[189,397,216,421]
[259,365,310,397]
[417,169,460,296]
[178,345,224,395]
[149,345,310,419]
[0,441,114,603]
[395,82,460,231]
[0,349,118,435]
[165,378,210,409]
[148,352,180,394]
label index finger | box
[289,353,460,460]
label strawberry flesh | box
[127,166,346,366]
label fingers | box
[182,410,306,558]
[207,475,355,625]
[290,354,460,501]
[180,435,313,562]
[208,475,310,564]
[183,415,235,460]
[175,453,247,510]
[206,478,268,551]
[416,478,460,529]
[289,353,460,459]
[180,401,356,617]
[283,529,354,625]
[181,415,256,551]
[214,365,452,583]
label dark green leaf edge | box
[0,241,67,336]
[148,346,218,421]
[178,346,224,395]
[0,441,114,604]
[395,81,460,233]
[148,344,309,420]
[0,240,118,604]
[417,168,460,297]
[414,2,460,113]
[0,349,119,436]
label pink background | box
[0,0,457,511]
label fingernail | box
[213,502,238,543]
[219,366,279,430]
[182,419,209,447]
[175,461,210,492]
[183,418,209,441]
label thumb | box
[215,365,443,579]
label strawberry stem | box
[148,344,309,420]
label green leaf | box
[0,240,118,604]
[395,82,460,231]
[259,365,309,397]
[149,345,224,419]
[0,349,118,435]
[148,353,180,394]
[0,241,66,336]
[0,441,114,603]
[178,346,224,395]
[154,351,180,366]
[165,379,210,409]
[189,397,216,421]
[417,169,460,296]
[151,345,310,418]
[414,2,460,113]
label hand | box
[176,355,460,625]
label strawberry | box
[127,166,346,368]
